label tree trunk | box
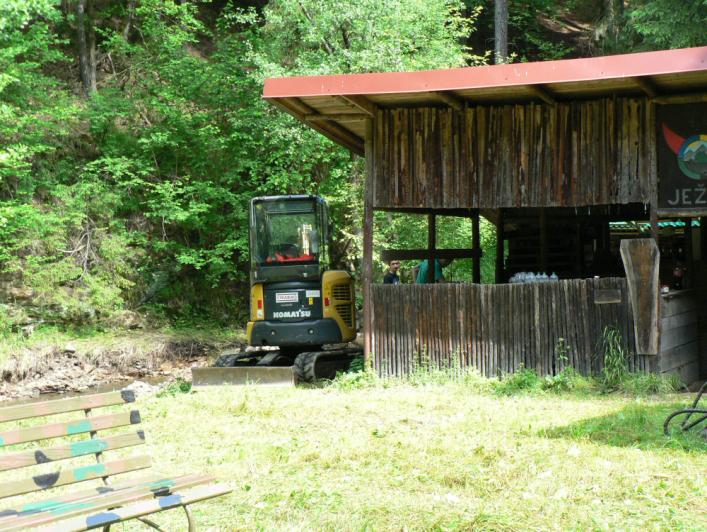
[87,0,97,92]
[494,0,509,64]
[605,0,624,44]
[123,0,136,40]
[76,0,96,95]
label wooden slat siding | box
[370,278,643,378]
[658,292,701,384]
[373,97,652,210]
[0,391,135,424]
[0,456,150,500]
[0,432,145,473]
[0,474,214,531]
[0,411,140,448]
[34,483,231,532]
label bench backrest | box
[0,390,149,502]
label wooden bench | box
[0,390,231,531]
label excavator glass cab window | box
[251,198,327,267]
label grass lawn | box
[115,383,707,531]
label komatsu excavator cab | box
[247,195,356,349]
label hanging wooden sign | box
[657,103,707,214]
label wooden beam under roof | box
[275,97,364,155]
[305,113,368,122]
[435,91,465,111]
[339,95,377,117]
[652,91,707,105]
[632,76,658,98]
[373,206,476,217]
[527,84,556,105]
[381,248,481,261]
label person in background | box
[414,258,452,284]
[383,260,401,284]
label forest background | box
[1,0,705,332]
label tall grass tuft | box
[599,326,629,390]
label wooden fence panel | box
[370,278,645,377]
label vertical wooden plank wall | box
[659,292,700,384]
[370,278,648,377]
[373,98,652,209]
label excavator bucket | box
[191,366,296,387]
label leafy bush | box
[494,366,541,396]
[542,367,590,393]
[330,355,378,390]
[157,377,192,397]
[0,306,12,338]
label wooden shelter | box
[264,47,707,383]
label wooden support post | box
[427,213,436,283]
[648,101,660,244]
[575,221,583,277]
[496,209,504,283]
[472,209,481,284]
[539,208,548,273]
[684,218,693,289]
[363,118,375,361]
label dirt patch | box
[0,338,245,401]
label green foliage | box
[542,367,589,393]
[494,365,541,395]
[619,372,683,396]
[625,0,707,50]
[595,326,683,396]
[157,377,193,397]
[257,0,482,76]
[329,356,379,390]
[0,0,483,325]
[374,212,497,283]
[465,0,573,61]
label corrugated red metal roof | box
[263,47,707,154]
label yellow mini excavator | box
[192,195,361,386]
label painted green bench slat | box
[0,431,145,472]
[0,474,214,531]
[0,391,135,423]
[35,483,232,532]
[0,455,151,500]
[0,474,164,523]
[0,410,141,447]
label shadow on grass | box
[541,402,707,453]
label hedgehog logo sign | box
[658,103,707,211]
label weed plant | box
[599,326,629,390]
[157,377,192,397]
[331,345,681,398]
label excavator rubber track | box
[191,346,363,387]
